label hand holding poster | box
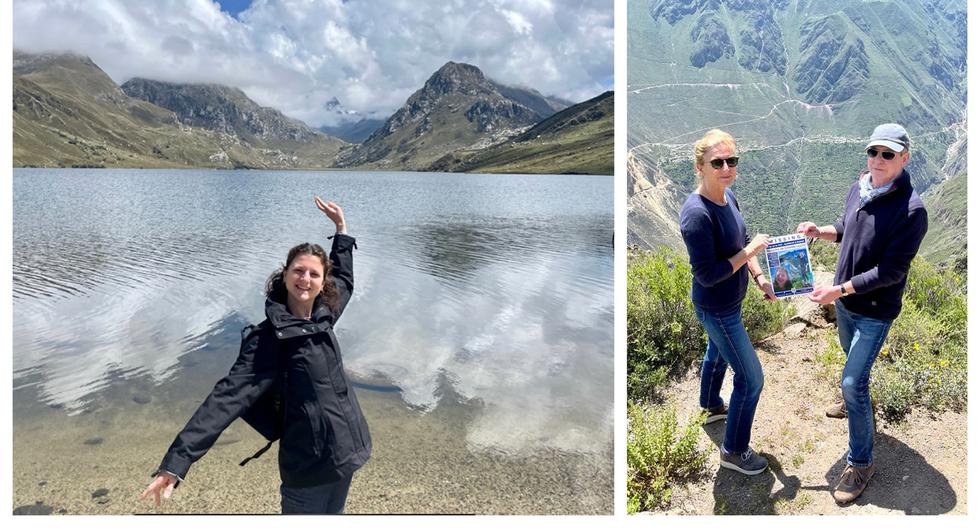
[764,234,815,298]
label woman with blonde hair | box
[679,129,775,475]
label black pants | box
[280,475,353,514]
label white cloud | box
[13,0,613,127]
[501,9,534,35]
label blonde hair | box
[694,129,737,169]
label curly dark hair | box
[265,242,340,312]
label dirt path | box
[656,297,967,515]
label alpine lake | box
[11,168,613,515]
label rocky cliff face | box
[626,151,685,250]
[793,14,870,104]
[336,61,561,170]
[121,78,338,145]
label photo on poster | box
[764,234,814,299]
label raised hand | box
[314,196,347,233]
[139,472,178,507]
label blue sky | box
[14,0,613,127]
[216,0,251,18]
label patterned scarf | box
[858,172,895,208]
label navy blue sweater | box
[833,170,928,320]
[679,188,750,313]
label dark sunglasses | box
[709,156,739,169]
[866,148,897,160]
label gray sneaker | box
[832,463,875,504]
[825,400,847,419]
[719,446,769,475]
[702,404,727,424]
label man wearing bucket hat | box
[795,123,928,504]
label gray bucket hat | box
[866,123,910,152]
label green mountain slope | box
[13,51,342,169]
[920,168,967,271]
[428,91,613,175]
[628,0,966,252]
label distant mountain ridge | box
[14,51,610,175]
[336,61,569,170]
[319,118,386,144]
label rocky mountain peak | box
[425,61,490,96]
[336,61,558,170]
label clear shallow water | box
[13,168,613,462]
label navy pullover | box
[679,188,750,313]
[833,170,928,321]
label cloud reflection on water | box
[13,169,612,456]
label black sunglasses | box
[709,156,739,169]
[866,148,897,160]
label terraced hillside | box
[627,0,966,266]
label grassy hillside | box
[13,52,342,169]
[430,91,613,175]
[919,170,967,270]
[14,58,236,168]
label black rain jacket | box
[156,234,371,488]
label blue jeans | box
[836,301,892,468]
[695,304,765,454]
[280,475,353,514]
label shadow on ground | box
[702,423,956,515]
[812,434,958,514]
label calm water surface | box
[12,168,613,512]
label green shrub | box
[808,238,841,271]
[742,282,795,342]
[627,402,708,513]
[822,257,967,422]
[900,257,967,343]
[872,258,967,419]
[870,363,915,421]
[886,305,941,354]
[815,330,846,382]
[627,247,705,400]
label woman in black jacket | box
[140,196,371,514]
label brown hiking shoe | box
[825,400,847,419]
[832,464,875,504]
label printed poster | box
[764,233,815,299]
